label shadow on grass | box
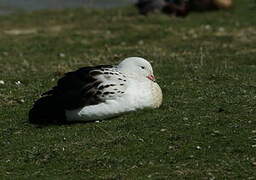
[28,119,103,128]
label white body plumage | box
[66,57,162,121]
[66,74,162,121]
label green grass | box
[0,0,256,178]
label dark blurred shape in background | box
[136,0,189,17]
[135,0,166,15]
[190,0,233,11]
[162,0,189,17]
[135,0,233,17]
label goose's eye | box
[140,66,145,69]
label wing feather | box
[40,65,127,109]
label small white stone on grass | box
[183,117,188,121]
[59,53,66,58]
[138,40,144,45]
[196,146,201,150]
[0,80,5,85]
[3,52,8,56]
[15,81,22,85]
[218,27,225,32]
[204,25,211,30]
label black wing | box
[29,65,114,124]
[43,65,115,109]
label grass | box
[0,0,256,178]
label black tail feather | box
[29,95,66,125]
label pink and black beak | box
[147,75,156,82]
